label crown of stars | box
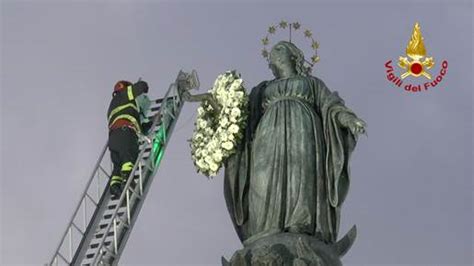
[261,20,320,71]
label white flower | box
[194,133,204,141]
[204,156,214,164]
[205,104,214,111]
[224,73,234,83]
[231,108,241,118]
[196,159,208,170]
[229,80,242,92]
[209,162,219,172]
[231,100,240,108]
[220,117,229,127]
[235,91,244,99]
[229,124,239,134]
[220,133,228,142]
[212,150,223,162]
[194,149,201,157]
[234,78,243,88]
[199,120,208,129]
[208,143,217,152]
[204,128,213,135]
[197,107,205,116]
[222,141,234,150]
[229,83,238,92]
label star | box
[311,55,320,63]
[268,26,276,34]
[279,20,288,29]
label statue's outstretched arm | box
[337,112,367,137]
[313,77,367,138]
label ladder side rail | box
[111,86,185,265]
[145,83,179,140]
[70,69,194,264]
[90,134,151,264]
[70,183,114,264]
[49,142,109,265]
[90,92,174,264]
[73,100,162,264]
[92,83,180,264]
[77,99,163,264]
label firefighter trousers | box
[108,127,139,187]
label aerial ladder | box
[49,70,200,265]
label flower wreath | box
[190,71,249,177]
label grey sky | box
[1,0,472,265]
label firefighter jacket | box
[107,81,151,134]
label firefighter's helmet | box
[114,80,132,93]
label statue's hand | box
[338,112,367,137]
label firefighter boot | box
[110,175,125,198]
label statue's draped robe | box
[224,76,357,244]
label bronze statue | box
[223,41,366,265]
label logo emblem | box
[384,22,448,93]
[398,22,435,79]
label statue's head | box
[268,41,309,78]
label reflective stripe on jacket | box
[107,85,148,133]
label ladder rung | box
[94,231,114,239]
[86,244,116,260]
[98,223,108,230]
[85,251,99,259]
[103,212,125,220]
[98,215,129,231]
[103,208,126,218]
[90,241,111,249]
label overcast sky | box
[1,0,472,265]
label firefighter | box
[107,80,152,198]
